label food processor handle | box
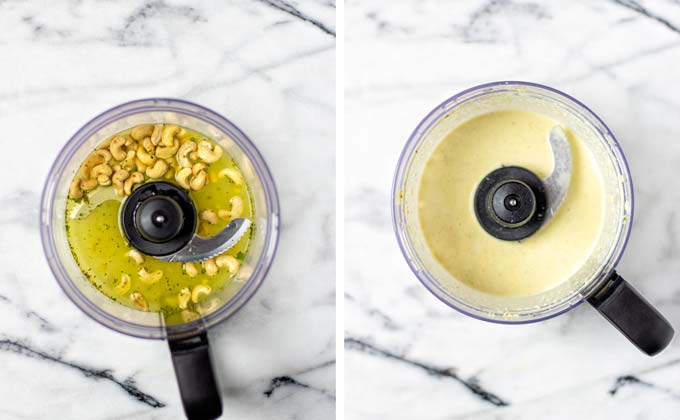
[169,332,223,420]
[588,271,674,356]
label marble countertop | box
[345,1,680,419]
[0,1,335,419]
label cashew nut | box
[161,125,180,147]
[219,168,243,185]
[142,137,155,153]
[146,159,168,179]
[80,178,98,192]
[197,298,221,315]
[124,136,135,147]
[216,254,240,274]
[134,158,147,173]
[197,140,223,163]
[124,172,144,195]
[95,149,113,163]
[131,124,154,141]
[112,169,130,196]
[136,145,156,166]
[121,150,137,171]
[192,163,206,176]
[183,262,198,277]
[178,287,191,309]
[114,274,132,295]
[191,285,211,303]
[138,267,163,284]
[190,170,208,191]
[204,258,218,276]
[127,249,145,264]
[150,124,163,145]
[156,139,179,159]
[175,168,192,189]
[181,310,200,322]
[129,292,148,311]
[90,163,112,179]
[177,141,196,168]
[69,178,83,199]
[109,136,128,161]
[219,196,244,220]
[200,209,218,225]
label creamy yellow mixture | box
[418,110,604,296]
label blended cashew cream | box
[418,110,604,296]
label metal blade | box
[542,126,572,224]
[157,218,251,263]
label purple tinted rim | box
[40,98,280,339]
[391,81,634,324]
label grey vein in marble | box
[610,0,680,35]
[255,0,336,36]
[345,338,509,407]
[0,337,165,408]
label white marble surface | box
[0,1,335,419]
[345,1,680,419]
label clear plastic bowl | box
[40,98,280,339]
[392,81,634,323]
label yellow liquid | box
[418,110,604,296]
[65,127,252,324]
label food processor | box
[392,81,674,356]
[41,98,280,419]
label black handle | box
[169,332,223,420]
[588,271,674,356]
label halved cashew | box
[114,274,132,295]
[178,287,191,309]
[142,137,155,153]
[156,139,179,159]
[131,124,154,141]
[177,141,196,168]
[190,170,208,191]
[218,196,244,220]
[197,140,223,163]
[181,310,200,322]
[69,178,83,199]
[191,285,211,303]
[175,168,192,189]
[192,163,206,176]
[127,249,145,264]
[95,149,113,163]
[200,209,218,225]
[80,178,98,192]
[146,159,168,179]
[112,169,130,196]
[136,145,156,166]
[129,292,148,311]
[121,150,137,171]
[109,136,128,161]
[183,262,198,277]
[138,267,163,284]
[150,124,163,145]
[219,168,243,185]
[216,254,240,274]
[124,172,144,195]
[203,258,218,276]
[197,298,221,315]
[161,125,180,147]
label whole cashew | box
[161,125,179,147]
[95,149,113,163]
[218,196,244,220]
[121,150,137,171]
[200,209,218,224]
[204,258,218,276]
[178,287,191,309]
[134,158,147,172]
[196,140,223,163]
[69,178,83,199]
[80,178,98,192]
[192,162,206,176]
[90,163,112,179]
[216,254,240,274]
[114,274,132,295]
[129,292,148,311]
[197,298,221,315]
[127,249,145,264]
[150,124,163,145]
[131,124,154,141]
[124,172,144,195]
[136,145,156,166]
[109,136,128,161]
[183,262,198,278]
[112,169,130,196]
[191,285,211,303]
[146,159,168,179]
[138,267,163,284]
[177,141,196,168]
[219,168,243,185]
[156,139,179,159]
[190,170,208,191]
[175,168,192,189]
